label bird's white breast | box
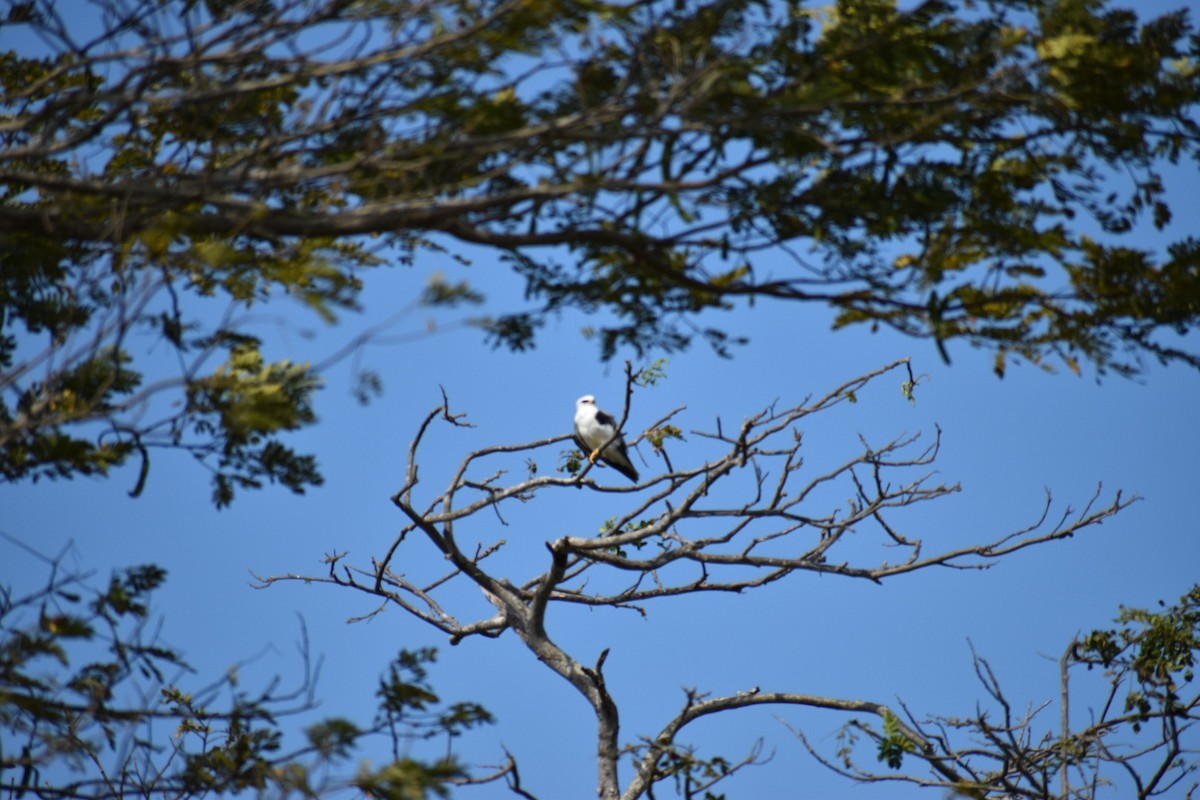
[575,407,611,448]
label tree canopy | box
[2,0,1199,501]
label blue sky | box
[4,2,1200,797]
[4,224,1198,797]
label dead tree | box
[258,359,1137,799]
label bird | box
[574,395,639,482]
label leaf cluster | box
[1076,585,1200,734]
[823,586,1200,799]
[3,0,1199,500]
[0,544,496,800]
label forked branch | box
[257,360,1138,799]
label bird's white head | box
[577,395,596,408]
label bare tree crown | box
[259,360,1138,799]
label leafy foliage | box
[376,647,495,748]
[188,344,324,506]
[0,544,494,800]
[876,710,916,770]
[825,586,1200,798]
[2,0,1199,500]
[1075,585,1200,735]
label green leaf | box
[306,718,362,760]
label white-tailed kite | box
[574,395,639,482]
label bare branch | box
[256,360,1150,799]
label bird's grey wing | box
[608,433,631,459]
[599,440,639,482]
